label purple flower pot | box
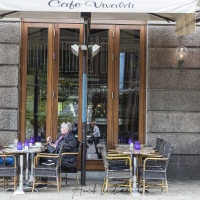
[24,140,29,147]
[29,136,35,144]
[17,142,23,150]
[134,141,141,150]
[128,138,133,144]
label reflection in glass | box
[118,30,140,144]
[26,28,48,142]
[87,29,108,160]
[58,29,80,133]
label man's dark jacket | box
[56,132,78,172]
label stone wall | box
[0,20,20,145]
[147,23,200,179]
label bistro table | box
[1,145,44,195]
[115,144,153,195]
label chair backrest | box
[75,141,82,165]
[77,141,82,152]
[60,141,82,173]
[154,138,163,151]
[158,139,165,154]
[159,141,172,169]
[59,140,81,155]
[162,142,172,157]
[97,144,108,169]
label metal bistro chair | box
[32,153,61,192]
[138,141,172,195]
[98,144,132,195]
[0,154,18,191]
[60,141,82,186]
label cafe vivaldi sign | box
[0,0,198,13]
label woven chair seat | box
[108,164,130,170]
[106,169,132,179]
[0,155,18,191]
[108,160,127,166]
[0,165,18,177]
[34,165,60,177]
[138,166,166,180]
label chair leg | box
[142,179,145,195]
[32,178,35,192]
[129,178,132,195]
[165,180,168,192]
[60,173,62,188]
[56,177,60,191]
[75,173,79,186]
[59,174,61,191]
[105,178,109,192]
[65,174,67,185]
[101,178,106,193]
[161,180,164,192]
[13,176,16,191]
[138,177,141,189]
[3,177,5,188]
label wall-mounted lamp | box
[176,46,188,69]
[91,44,100,57]
[71,44,80,57]
[71,44,100,57]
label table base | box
[132,189,141,196]
[13,188,25,195]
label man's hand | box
[50,143,56,148]
[47,136,52,144]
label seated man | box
[37,122,78,188]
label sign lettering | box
[48,0,81,9]
[85,1,134,9]
[0,0,197,13]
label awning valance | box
[176,13,196,36]
[0,0,198,13]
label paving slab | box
[0,180,200,200]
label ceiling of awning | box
[0,11,199,23]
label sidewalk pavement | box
[0,179,200,200]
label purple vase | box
[17,142,23,150]
[134,141,141,150]
[29,136,35,146]
[24,140,29,147]
[128,138,133,144]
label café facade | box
[0,0,200,179]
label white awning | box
[0,0,198,13]
[176,13,196,36]
[0,0,200,37]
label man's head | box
[91,121,95,127]
[60,122,72,135]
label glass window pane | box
[87,29,108,160]
[58,29,80,134]
[26,28,48,142]
[118,30,140,144]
